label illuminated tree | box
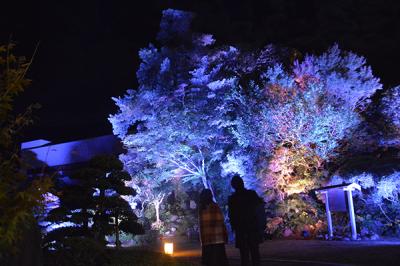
[110,9,383,237]
[227,45,381,200]
[111,10,234,222]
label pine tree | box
[90,155,144,248]
[44,155,143,249]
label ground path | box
[169,239,400,265]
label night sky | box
[2,0,400,143]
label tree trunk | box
[201,175,209,189]
[151,193,165,229]
[203,175,217,202]
[82,207,89,235]
[115,214,120,249]
[95,189,106,242]
[155,201,161,224]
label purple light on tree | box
[110,9,385,237]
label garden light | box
[164,242,174,255]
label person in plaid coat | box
[199,189,229,266]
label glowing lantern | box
[164,242,174,255]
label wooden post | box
[323,191,333,239]
[316,183,361,241]
[346,188,357,240]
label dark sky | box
[2,0,400,143]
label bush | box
[44,237,110,266]
[133,229,161,247]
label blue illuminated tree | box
[110,9,383,237]
[110,10,271,229]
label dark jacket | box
[228,189,263,247]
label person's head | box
[231,174,245,191]
[199,189,213,211]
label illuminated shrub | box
[266,194,325,238]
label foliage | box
[161,188,198,236]
[132,229,160,247]
[110,10,244,229]
[89,155,144,247]
[380,86,400,135]
[109,9,385,238]
[0,43,51,253]
[43,155,143,250]
[266,194,325,238]
[228,45,381,204]
[331,172,400,237]
[262,143,323,201]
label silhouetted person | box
[228,175,263,266]
[199,189,229,266]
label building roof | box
[22,135,124,168]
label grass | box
[108,248,197,266]
[44,246,198,266]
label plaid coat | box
[199,202,228,246]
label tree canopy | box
[110,9,392,238]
